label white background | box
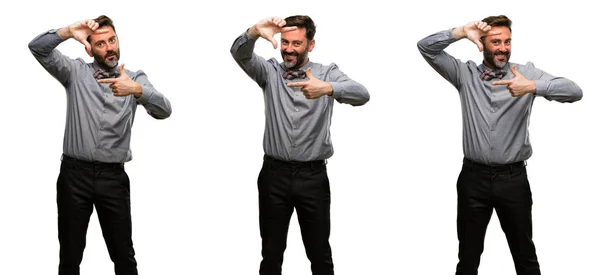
[1,0,597,274]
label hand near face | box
[462,21,502,52]
[250,17,297,49]
[286,68,333,99]
[61,20,110,54]
[492,65,536,97]
[97,64,143,97]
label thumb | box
[475,39,484,52]
[305,67,313,78]
[84,42,92,57]
[268,36,278,49]
[510,65,522,77]
[119,63,126,74]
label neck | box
[289,59,310,71]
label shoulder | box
[510,62,541,77]
[74,57,89,65]
[266,57,282,69]
[466,60,478,67]
[306,62,332,79]
[312,62,337,73]
[465,60,480,71]
[127,68,149,81]
[510,61,535,70]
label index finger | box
[281,26,298,33]
[492,80,510,86]
[97,78,118,84]
[287,81,308,87]
[93,27,110,35]
[485,30,503,36]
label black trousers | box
[257,155,334,275]
[456,158,541,275]
[56,154,137,275]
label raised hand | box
[97,64,142,97]
[492,65,536,97]
[249,16,297,49]
[286,68,333,99]
[458,21,502,52]
[59,19,110,54]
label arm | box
[28,30,76,86]
[285,65,369,106]
[492,64,583,102]
[230,17,297,88]
[326,64,370,106]
[133,70,172,119]
[29,20,106,87]
[532,67,582,103]
[417,29,465,89]
[230,31,270,88]
[96,64,172,119]
[417,21,498,89]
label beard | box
[92,48,120,70]
[483,46,510,69]
[281,47,309,70]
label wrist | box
[57,27,72,40]
[134,84,143,98]
[529,80,537,94]
[452,26,466,39]
[326,83,333,96]
[248,25,260,39]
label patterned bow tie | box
[480,69,507,81]
[94,69,120,80]
[282,69,306,80]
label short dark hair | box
[87,15,116,42]
[482,15,512,32]
[284,15,316,40]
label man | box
[417,15,582,275]
[29,15,172,275]
[230,15,369,275]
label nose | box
[106,42,116,52]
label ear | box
[308,39,315,52]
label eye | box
[293,42,301,46]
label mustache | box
[282,51,299,56]
[494,50,510,55]
[104,50,118,58]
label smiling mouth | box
[495,54,507,60]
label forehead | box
[89,26,116,43]
[281,28,307,41]
[486,26,511,40]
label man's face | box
[88,26,120,70]
[482,26,511,69]
[280,27,315,70]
